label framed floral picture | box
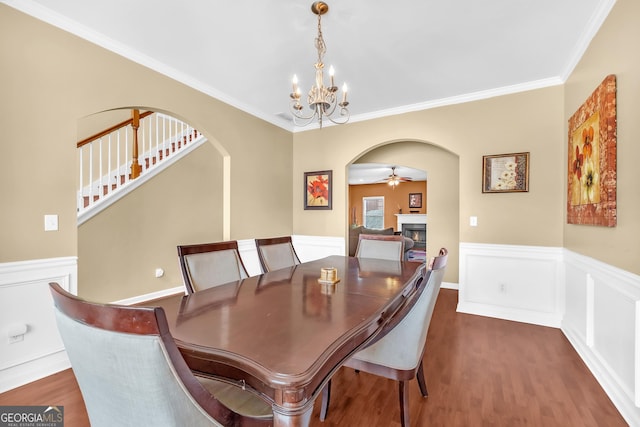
[567,74,617,227]
[482,152,529,193]
[304,170,332,210]
[409,193,422,208]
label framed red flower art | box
[304,170,332,210]
[567,74,617,227]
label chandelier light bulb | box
[329,66,335,88]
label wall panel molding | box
[0,257,77,392]
[4,243,637,426]
[458,242,564,327]
[563,249,640,426]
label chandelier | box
[290,1,350,128]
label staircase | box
[77,110,205,223]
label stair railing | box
[77,110,201,214]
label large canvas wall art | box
[567,74,617,227]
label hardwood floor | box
[0,289,627,426]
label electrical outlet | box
[470,216,478,227]
[8,334,24,344]
[499,283,506,293]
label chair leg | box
[320,379,331,421]
[416,360,428,397]
[399,380,410,427]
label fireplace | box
[402,223,426,250]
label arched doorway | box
[75,108,226,301]
[347,140,460,284]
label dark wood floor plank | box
[0,369,89,427]
[0,289,627,426]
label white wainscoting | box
[237,239,262,277]
[0,257,77,393]
[238,235,345,277]
[291,235,345,261]
[563,249,640,426]
[458,243,640,426]
[5,240,637,426]
[458,243,564,327]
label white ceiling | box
[349,164,427,185]
[5,0,614,134]
[5,0,614,184]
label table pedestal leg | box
[272,403,313,427]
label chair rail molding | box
[0,256,77,393]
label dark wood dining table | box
[152,255,425,427]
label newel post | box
[130,109,142,179]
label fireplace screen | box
[402,223,426,249]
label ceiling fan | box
[380,166,413,188]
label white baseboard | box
[456,243,640,425]
[112,286,184,305]
[0,350,70,393]
[441,281,458,290]
[3,243,637,427]
[563,325,640,427]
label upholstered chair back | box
[351,248,448,370]
[355,234,406,261]
[320,248,449,427]
[49,283,272,427]
[255,237,301,272]
[178,241,248,293]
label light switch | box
[44,214,58,231]
[469,216,478,227]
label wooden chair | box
[254,236,301,272]
[49,282,272,427]
[177,241,249,294]
[321,248,449,427]
[355,234,406,261]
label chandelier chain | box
[315,14,326,65]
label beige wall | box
[354,142,459,283]
[0,6,292,300]
[2,0,638,304]
[78,143,223,301]
[293,87,565,281]
[563,0,640,274]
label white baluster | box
[124,127,129,183]
[141,115,146,172]
[88,143,94,207]
[108,134,112,191]
[78,146,84,212]
[98,138,103,199]
[117,130,121,189]
[77,113,199,216]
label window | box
[363,196,384,229]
